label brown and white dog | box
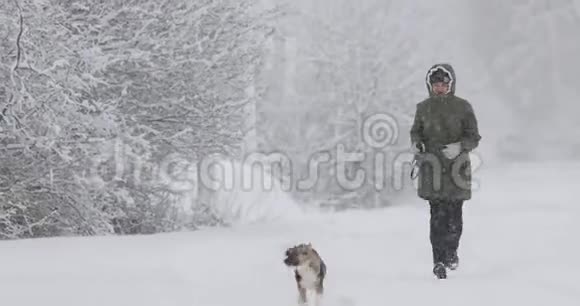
[283,243,326,305]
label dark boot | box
[433,262,447,279]
[445,251,459,270]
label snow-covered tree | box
[257,0,432,208]
[0,0,279,238]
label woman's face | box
[432,82,450,95]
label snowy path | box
[1,162,579,306]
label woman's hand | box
[441,142,461,159]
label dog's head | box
[284,243,318,267]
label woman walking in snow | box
[410,63,482,279]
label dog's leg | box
[314,293,321,306]
[295,271,307,305]
[313,281,324,306]
[315,280,324,295]
[297,284,307,305]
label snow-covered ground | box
[1,161,579,306]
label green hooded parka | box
[410,63,482,201]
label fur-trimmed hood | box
[426,63,456,96]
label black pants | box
[429,199,464,264]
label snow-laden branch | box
[12,0,23,71]
[0,0,280,238]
